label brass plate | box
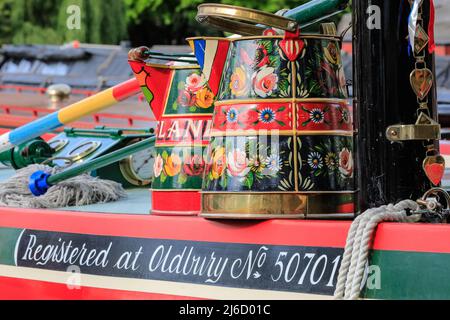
[201,192,356,219]
[386,112,441,141]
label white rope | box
[334,200,422,300]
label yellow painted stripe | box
[58,88,117,124]
[0,265,331,300]
[187,39,195,52]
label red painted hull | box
[0,142,448,300]
[0,276,198,300]
[2,206,450,299]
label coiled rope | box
[334,200,422,300]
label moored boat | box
[1,0,450,301]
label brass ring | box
[196,4,298,35]
[48,139,69,152]
[68,141,102,162]
[41,156,74,169]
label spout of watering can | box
[283,0,350,23]
[128,47,185,121]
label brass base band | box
[201,192,357,219]
[151,210,199,216]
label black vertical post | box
[353,0,437,210]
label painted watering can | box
[188,5,356,219]
[128,48,214,215]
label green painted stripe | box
[0,228,23,266]
[363,250,450,300]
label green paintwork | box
[0,139,54,169]
[363,250,450,300]
[0,228,22,266]
[141,87,154,108]
[285,0,349,27]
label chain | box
[412,5,429,117]
[409,0,445,187]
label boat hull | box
[1,207,450,300]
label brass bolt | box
[47,84,71,103]
[388,129,398,137]
[288,21,297,30]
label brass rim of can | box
[201,192,356,217]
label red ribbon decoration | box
[428,0,436,54]
[279,29,305,62]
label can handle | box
[196,3,299,36]
[340,22,352,42]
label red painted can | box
[129,50,215,215]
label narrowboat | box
[0,0,450,300]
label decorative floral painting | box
[218,39,292,101]
[165,68,216,115]
[203,135,355,192]
[213,103,293,133]
[297,40,348,99]
[152,146,206,190]
[218,37,347,101]
[203,136,293,192]
[298,135,354,191]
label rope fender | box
[333,200,422,300]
